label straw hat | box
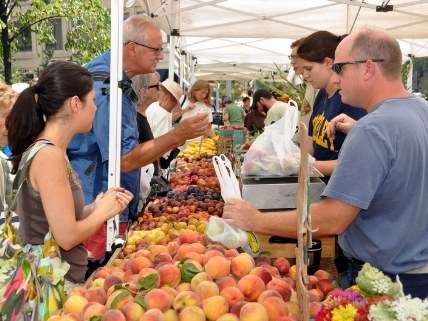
[161,79,183,102]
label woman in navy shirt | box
[297,31,367,181]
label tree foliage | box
[0,0,110,83]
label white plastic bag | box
[242,104,312,177]
[138,164,155,212]
[206,216,248,249]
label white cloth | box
[286,67,303,86]
[146,102,172,138]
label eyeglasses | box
[127,41,163,54]
[288,54,297,59]
[147,84,160,90]
[332,59,384,74]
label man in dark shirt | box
[244,100,266,133]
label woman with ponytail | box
[297,31,367,181]
[6,61,133,285]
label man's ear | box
[324,57,334,68]
[363,60,377,81]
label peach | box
[47,315,62,321]
[69,287,86,296]
[183,259,203,272]
[177,244,194,260]
[220,286,244,306]
[261,296,288,321]
[204,256,231,279]
[255,256,271,267]
[106,290,133,310]
[216,276,237,291]
[154,253,173,267]
[130,256,153,274]
[140,308,165,321]
[158,263,181,288]
[183,252,203,265]
[217,314,239,321]
[309,288,324,302]
[139,268,161,288]
[173,291,202,311]
[190,243,206,255]
[230,301,247,317]
[314,269,331,281]
[149,245,169,260]
[62,314,81,321]
[63,295,88,314]
[237,274,266,302]
[91,278,105,289]
[279,316,298,321]
[250,267,273,285]
[307,275,319,289]
[178,306,205,321]
[177,282,192,292]
[95,266,111,279]
[206,243,226,253]
[283,276,296,289]
[121,302,145,321]
[103,275,122,291]
[83,302,106,320]
[267,278,292,301]
[145,289,172,312]
[257,289,283,304]
[310,302,322,318]
[167,241,180,256]
[111,268,126,280]
[288,265,297,281]
[274,257,290,276]
[284,302,299,318]
[162,286,178,302]
[83,288,107,305]
[262,264,280,278]
[231,253,255,278]
[164,309,178,321]
[318,278,334,295]
[134,249,152,259]
[179,230,200,244]
[240,302,269,321]
[224,249,239,258]
[202,296,229,321]
[195,281,219,299]
[102,309,126,321]
[202,250,223,265]
[191,272,213,291]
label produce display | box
[178,137,218,158]
[170,158,220,192]
[52,227,337,321]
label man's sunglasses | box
[332,59,384,74]
[126,41,163,54]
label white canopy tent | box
[106,0,428,248]
[134,0,428,80]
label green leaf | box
[134,294,146,309]
[180,260,203,283]
[110,289,131,309]
[89,317,102,321]
[136,274,159,291]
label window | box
[46,18,64,51]
[16,25,32,52]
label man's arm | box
[121,113,211,172]
[223,197,360,238]
[314,160,337,176]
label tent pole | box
[106,0,124,252]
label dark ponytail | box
[297,31,347,63]
[6,61,93,173]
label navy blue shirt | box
[308,89,367,161]
[67,51,140,221]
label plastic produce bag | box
[242,105,314,177]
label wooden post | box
[296,122,311,321]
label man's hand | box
[327,113,357,139]
[174,112,211,142]
[223,198,261,231]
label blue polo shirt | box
[67,51,140,221]
[323,96,428,274]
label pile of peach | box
[170,159,220,192]
[52,229,335,321]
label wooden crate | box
[256,233,335,258]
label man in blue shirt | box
[223,28,428,299]
[67,16,210,258]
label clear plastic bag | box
[242,105,313,177]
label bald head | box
[123,15,160,44]
[349,28,402,80]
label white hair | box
[123,15,159,44]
